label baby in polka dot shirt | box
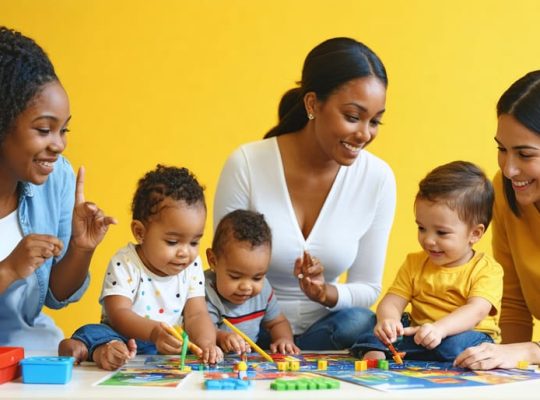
[59,165,222,370]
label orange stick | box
[387,342,403,364]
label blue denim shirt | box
[0,156,90,349]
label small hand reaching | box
[374,318,404,345]
[403,323,444,350]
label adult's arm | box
[331,166,396,310]
[492,180,533,343]
[49,166,115,302]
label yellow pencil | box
[221,318,275,363]
[165,324,203,355]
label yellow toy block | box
[317,360,328,370]
[355,360,367,371]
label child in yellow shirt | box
[351,161,503,362]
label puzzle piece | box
[205,378,252,390]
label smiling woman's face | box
[496,114,540,210]
[307,76,386,166]
[0,80,70,185]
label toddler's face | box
[415,198,483,267]
[209,240,270,305]
[133,199,206,277]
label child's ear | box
[131,220,146,244]
[469,224,485,245]
[206,248,217,270]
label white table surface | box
[1,353,539,400]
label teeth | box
[36,161,53,167]
[513,180,531,187]
[342,142,360,152]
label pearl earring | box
[308,113,315,120]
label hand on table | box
[454,342,529,370]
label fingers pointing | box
[75,166,86,205]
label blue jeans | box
[350,313,494,361]
[257,307,375,351]
[72,323,157,360]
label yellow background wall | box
[3,0,539,340]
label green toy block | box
[270,377,340,391]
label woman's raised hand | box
[294,250,327,304]
[70,167,117,251]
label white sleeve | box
[331,166,396,310]
[213,148,251,231]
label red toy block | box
[0,347,24,384]
[365,358,378,368]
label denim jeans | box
[72,323,157,359]
[257,307,375,351]
[350,313,494,361]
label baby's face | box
[211,241,270,305]
[415,198,482,267]
[135,199,206,276]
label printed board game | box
[96,352,540,391]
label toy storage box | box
[20,356,75,384]
[0,347,24,384]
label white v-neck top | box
[214,137,396,334]
[0,209,22,261]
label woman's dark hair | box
[496,70,540,216]
[0,27,58,144]
[212,209,271,257]
[132,164,206,222]
[264,37,387,138]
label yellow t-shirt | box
[388,251,503,342]
[492,171,540,342]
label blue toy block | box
[205,378,251,390]
[20,356,75,384]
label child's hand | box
[199,344,224,364]
[403,323,444,349]
[270,338,301,355]
[93,339,137,371]
[151,323,182,354]
[218,331,251,354]
[374,318,403,344]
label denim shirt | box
[0,156,90,349]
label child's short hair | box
[131,164,205,222]
[212,210,271,257]
[416,161,494,229]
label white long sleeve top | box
[213,137,396,334]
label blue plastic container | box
[20,356,75,384]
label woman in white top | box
[214,37,396,350]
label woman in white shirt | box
[214,37,396,350]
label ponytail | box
[264,87,307,138]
